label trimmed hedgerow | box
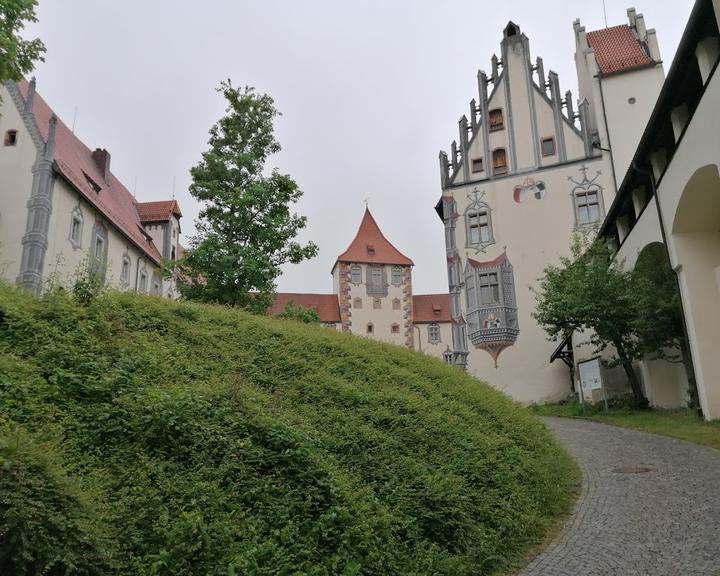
[0,283,576,575]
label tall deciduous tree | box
[0,0,45,85]
[180,81,318,311]
[533,234,646,404]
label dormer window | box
[4,130,18,146]
[489,109,504,132]
[366,244,376,256]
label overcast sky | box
[25,0,693,294]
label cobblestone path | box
[519,417,720,576]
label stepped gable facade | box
[271,209,453,362]
[436,9,665,404]
[0,79,182,297]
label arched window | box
[353,297,363,309]
[366,323,374,335]
[68,207,83,249]
[492,148,508,175]
[489,109,504,132]
[121,254,131,286]
[392,298,401,310]
[373,298,382,310]
[428,323,441,344]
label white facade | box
[438,12,664,404]
[0,80,182,297]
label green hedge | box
[0,284,575,575]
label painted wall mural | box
[513,177,546,203]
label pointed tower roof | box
[335,208,413,267]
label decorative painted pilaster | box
[402,266,414,349]
[338,263,352,333]
[17,115,57,294]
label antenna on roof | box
[363,197,369,207]
[602,0,608,28]
[172,176,176,200]
[71,106,78,133]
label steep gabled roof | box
[136,200,182,224]
[15,81,177,264]
[269,293,341,323]
[336,208,413,267]
[413,294,451,323]
[586,25,654,75]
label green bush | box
[0,283,576,575]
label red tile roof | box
[413,294,451,323]
[16,81,179,265]
[336,208,413,267]
[586,25,653,75]
[269,293,341,323]
[136,200,182,223]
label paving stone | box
[518,417,720,576]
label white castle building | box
[270,208,454,362]
[436,9,665,404]
[0,80,182,297]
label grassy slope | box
[0,285,577,575]
[531,404,720,451]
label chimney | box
[92,148,111,180]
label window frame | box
[4,130,18,146]
[427,323,441,344]
[471,157,484,173]
[478,272,500,306]
[575,188,602,225]
[492,148,508,176]
[366,323,374,335]
[69,209,83,249]
[541,136,556,157]
[139,271,148,293]
[391,266,404,286]
[121,255,131,285]
[373,298,382,310]
[391,323,400,334]
[349,264,362,285]
[353,297,363,309]
[488,109,504,132]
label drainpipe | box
[414,325,422,353]
[631,160,702,418]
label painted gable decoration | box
[513,177,546,203]
[464,252,519,367]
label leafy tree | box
[277,302,320,324]
[631,243,698,407]
[180,81,318,312]
[533,234,646,404]
[0,0,45,84]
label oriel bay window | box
[464,254,519,348]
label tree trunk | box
[616,343,645,405]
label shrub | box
[0,283,576,575]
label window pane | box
[588,204,600,222]
[480,223,490,243]
[469,225,480,244]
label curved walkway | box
[520,417,720,576]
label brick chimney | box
[91,148,111,180]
